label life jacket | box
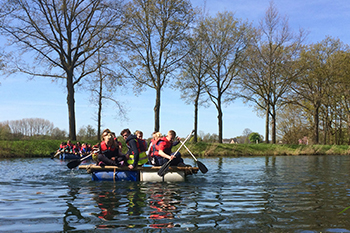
[126,137,148,165]
[67,142,74,149]
[150,138,164,157]
[73,145,81,152]
[100,141,116,153]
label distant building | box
[222,138,238,144]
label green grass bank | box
[1,140,350,158]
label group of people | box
[58,140,93,155]
[97,128,186,169]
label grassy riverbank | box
[1,139,350,158]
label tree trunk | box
[271,105,276,144]
[313,105,320,144]
[194,94,199,143]
[347,113,350,145]
[265,104,270,144]
[154,87,161,132]
[97,76,103,141]
[66,71,76,141]
[217,98,223,143]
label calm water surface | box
[1,155,350,232]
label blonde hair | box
[153,131,162,139]
[101,128,111,140]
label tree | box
[0,0,124,140]
[242,128,252,143]
[51,127,67,140]
[249,132,262,143]
[199,11,253,143]
[120,0,196,132]
[292,37,343,144]
[238,1,305,144]
[176,17,210,142]
[89,51,126,140]
[277,103,311,144]
[77,125,96,141]
[4,118,54,137]
[0,123,11,140]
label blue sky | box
[1,0,350,139]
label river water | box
[1,155,350,232]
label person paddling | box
[152,130,185,166]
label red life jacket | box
[127,138,146,154]
[150,138,165,157]
[100,141,116,152]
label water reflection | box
[3,156,350,232]
[147,183,182,229]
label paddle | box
[180,141,208,174]
[158,130,194,177]
[51,151,62,159]
[67,152,93,169]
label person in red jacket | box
[97,132,126,167]
[151,130,184,166]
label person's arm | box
[158,150,173,160]
[172,137,181,146]
[128,139,139,168]
[146,142,153,156]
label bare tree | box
[176,22,210,142]
[238,1,305,143]
[4,118,54,136]
[89,50,127,140]
[120,0,196,132]
[199,11,253,143]
[0,0,124,140]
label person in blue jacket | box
[120,128,148,170]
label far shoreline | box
[0,140,349,158]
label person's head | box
[135,130,143,140]
[101,128,111,140]
[104,132,115,147]
[153,131,162,140]
[120,128,131,139]
[166,130,176,142]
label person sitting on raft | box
[135,130,147,151]
[150,130,185,166]
[73,142,82,155]
[64,140,74,153]
[97,132,126,167]
[147,131,162,165]
[57,141,66,152]
[120,128,148,170]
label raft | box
[78,164,199,182]
[59,153,92,160]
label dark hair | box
[120,128,131,136]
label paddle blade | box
[67,160,81,169]
[158,160,171,176]
[197,161,208,174]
